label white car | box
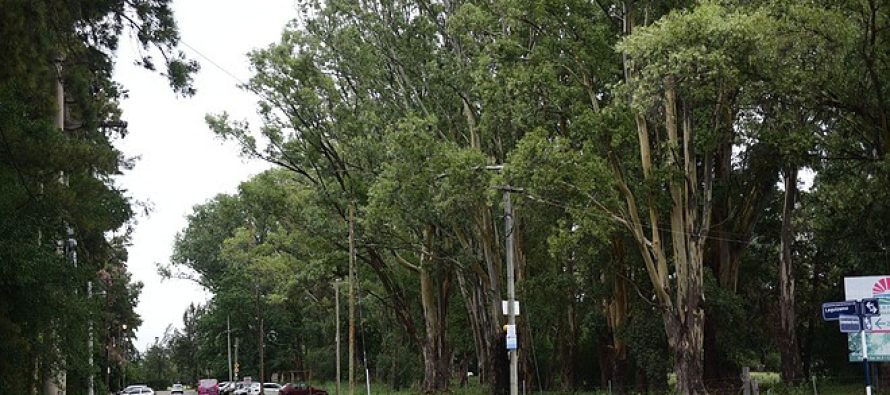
[120,385,146,395]
[171,384,184,395]
[262,383,281,395]
[127,387,154,395]
[248,382,262,395]
[232,383,249,395]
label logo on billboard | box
[872,278,890,298]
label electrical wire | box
[523,190,758,245]
[179,40,251,88]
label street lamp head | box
[122,324,127,330]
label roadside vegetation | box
[3,0,890,394]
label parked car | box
[222,382,242,395]
[199,379,219,395]
[125,387,154,395]
[262,383,281,395]
[171,383,184,395]
[279,383,327,395]
[119,385,147,395]
[232,382,249,395]
[247,382,262,395]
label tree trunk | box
[617,31,715,395]
[420,226,452,394]
[667,309,707,395]
[608,237,629,391]
[477,206,503,387]
[705,141,779,381]
[455,267,494,386]
[453,208,503,388]
[779,166,803,383]
[365,248,422,347]
[558,300,577,391]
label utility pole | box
[334,281,341,395]
[348,204,356,395]
[227,315,233,382]
[504,191,518,395]
[234,337,240,382]
[256,285,265,383]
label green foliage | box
[0,0,196,392]
[175,0,890,392]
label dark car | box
[278,383,327,395]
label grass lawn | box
[306,379,610,394]
[303,375,875,394]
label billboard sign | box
[845,276,890,361]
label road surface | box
[155,391,197,395]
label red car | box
[198,379,219,395]
[278,383,327,395]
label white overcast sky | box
[112,1,298,351]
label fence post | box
[752,379,760,395]
[811,375,818,395]
[742,367,751,395]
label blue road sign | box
[840,315,863,333]
[823,301,860,320]
[862,298,881,316]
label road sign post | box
[862,328,871,395]
[823,297,881,395]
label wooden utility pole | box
[335,281,341,395]
[348,204,356,395]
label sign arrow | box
[862,298,881,316]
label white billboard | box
[844,276,890,361]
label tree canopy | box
[0,0,196,393]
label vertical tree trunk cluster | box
[617,81,714,394]
[779,167,803,383]
[453,201,509,393]
[419,227,453,393]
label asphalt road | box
[155,391,197,395]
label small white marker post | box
[861,323,871,395]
